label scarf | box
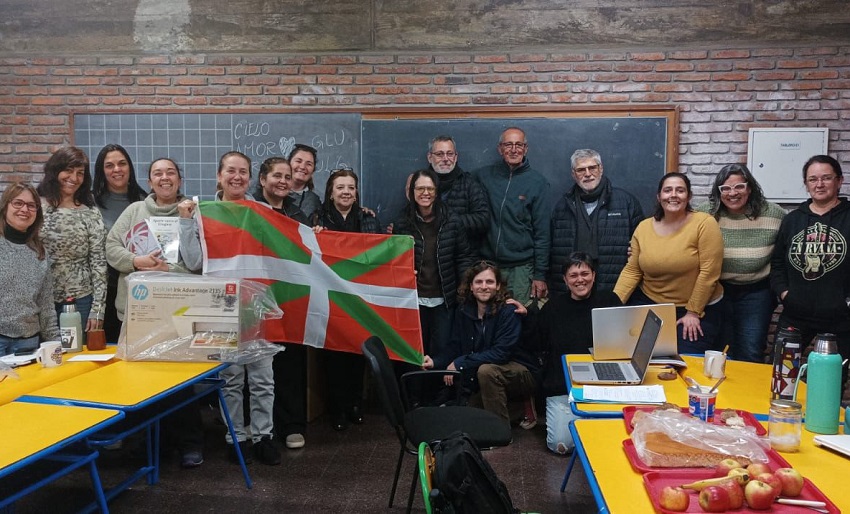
[573,176,611,261]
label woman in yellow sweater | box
[614,173,724,354]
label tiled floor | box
[12,404,598,513]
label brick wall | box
[1,45,848,199]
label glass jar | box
[769,399,802,452]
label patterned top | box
[41,204,108,319]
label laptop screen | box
[629,309,663,378]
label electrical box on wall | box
[747,128,829,202]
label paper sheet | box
[575,385,667,404]
[67,354,116,362]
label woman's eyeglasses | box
[10,199,38,211]
[718,183,747,194]
[414,186,436,194]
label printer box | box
[124,274,245,361]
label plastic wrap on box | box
[118,272,283,363]
[630,409,770,468]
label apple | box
[744,480,778,510]
[746,462,771,476]
[755,472,783,497]
[717,479,745,509]
[699,485,731,512]
[714,458,743,477]
[774,467,805,497]
[726,467,750,486]
[659,485,690,512]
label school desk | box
[564,354,779,418]
[0,401,123,512]
[0,348,117,405]
[17,360,251,509]
[564,418,847,513]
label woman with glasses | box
[318,168,381,431]
[695,165,785,363]
[771,155,850,364]
[393,168,474,362]
[37,146,107,338]
[0,182,60,355]
[614,172,724,354]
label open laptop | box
[591,303,678,359]
[813,434,850,459]
[569,309,663,385]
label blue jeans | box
[721,280,775,363]
[54,294,93,330]
[627,288,723,354]
[0,335,40,356]
[545,395,577,454]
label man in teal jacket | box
[473,127,551,303]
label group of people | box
[2,126,848,464]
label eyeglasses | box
[573,164,601,175]
[806,175,837,185]
[10,199,38,211]
[414,186,436,194]
[718,183,748,194]
[429,151,456,159]
[499,142,527,150]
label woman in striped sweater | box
[696,164,786,363]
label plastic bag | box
[631,409,770,468]
[0,361,19,382]
[117,272,284,364]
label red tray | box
[623,406,767,436]
[622,439,792,474]
[642,469,840,513]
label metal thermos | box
[59,297,84,353]
[772,326,802,400]
[804,333,842,434]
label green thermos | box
[804,333,842,434]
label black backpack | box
[430,431,518,514]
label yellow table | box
[0,401,123,511]
[0,348,117,406]
[568,418,848,513]
[565,354,783,418]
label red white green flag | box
[198,200,423,365]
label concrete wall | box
[1,1,849,199]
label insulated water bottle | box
[804,333,842,434]
[772,326,802,400]
[59,297,84,353]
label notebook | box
[591,303,678,359]
[569,309,663,385]
[813,434,850,459]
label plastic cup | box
[688,386,717,422]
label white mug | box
[703,350,726,379]
[36,341,63,368]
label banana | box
[680,473,749,491]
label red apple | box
[746,462,771,476]
[717,479,745,509]
[755,472,783,497]
[744,480,778,510]
[714,458,743,477]
[699,485,730,513]
[726,467,750,486]
[774,467,805,497]
[659,485,690,512]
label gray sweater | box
[0,237,60,340]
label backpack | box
[430,431,518,514]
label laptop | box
[569,309,663,385]
[591,303,678,359]
[813,434,850,459]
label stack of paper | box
[571,385,666,404]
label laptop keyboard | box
[593,362,627,381]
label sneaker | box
[285,433,305,449]
[520,396,537,430]
[228,440,252,465]
[253,436,281,466]
[180,450,204,468]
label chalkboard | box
[73,112,360,199]
[72,108,675,216]
[360,114,672,222]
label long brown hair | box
[457,260,509,315]
[0,182,47,259]
[37,146,93,208]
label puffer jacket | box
[433,165,491,252]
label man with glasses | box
[771,154,850,373]
[425,135,490,255]
[549,149,643,296]
[473,127,551,304]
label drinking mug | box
[36,341,63,368]
[704,350,726,379]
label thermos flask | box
[59,297,84,353]
[804,333,842,434]
[772,326,802,400]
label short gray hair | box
[570,149,602,170]
[429,135,455,153]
